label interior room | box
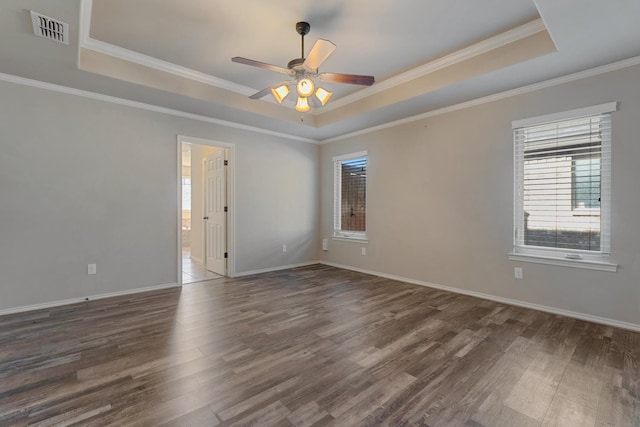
[1,1,639,425]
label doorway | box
[178,136,235,284]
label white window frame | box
[509,102,618,272]
[333,151,368,241]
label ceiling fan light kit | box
[271,85,290,103]
[231,21,374,113]
[315,87,332,106]
[295,96,310,113]
[296,78,315,97]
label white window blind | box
[514,108,612,254]
[333,151,367,239]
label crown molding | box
[320,55,640,143]
[8,1,640,147]
[0,72,316,143]
[319,18,549,114]
[77,0,90,70]
[3,54,638,146]
[78,0,265,98]
[81,38,257,96]
[79,0,305,112]
[78,1,549,119]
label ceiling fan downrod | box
[296,21,310,60]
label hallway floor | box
[182,247,223,284]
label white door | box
[205,148,227,275]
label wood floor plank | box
[0,264,638,426]
[158,405,220,427]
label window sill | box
[332,235,368,243]
[508,250,617,272]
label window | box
[511,103,617,271]
[333,151,367,240]
[572,156,600,211]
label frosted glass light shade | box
[296,78,315,97]
[295,96,310,112]
[315,87,332,106]
[271,85,289,103]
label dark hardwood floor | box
[1,264,638,426]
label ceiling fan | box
[231,21,375,112]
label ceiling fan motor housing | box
[287,58,307,72]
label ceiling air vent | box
[30,11,69,45]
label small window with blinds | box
[513,103,615,258]
[333,151,367,240]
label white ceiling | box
[1,0,640,142]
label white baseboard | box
[5,261,638,333]
[190,256,204,264]
[319,261,640,332]
[233,261,320,278]
[0,282,180,317]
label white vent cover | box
[30,11,69,45]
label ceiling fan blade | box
[318,72,375,86]
[248,87,274,100]
[248,81,294,100]
[303,39,336,71]
[232,57,293,75]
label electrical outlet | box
[88,264,97,275]
[322,239,328,251]
[282,244,287,253]
[514,267,523,279]
[361,247,366,256]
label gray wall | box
[0,80,319,311]
[2,63,638,325]
[320,64,640,326]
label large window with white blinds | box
[513,103,616,259]
[333,151,367,240]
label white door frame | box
[177,135,236,284]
